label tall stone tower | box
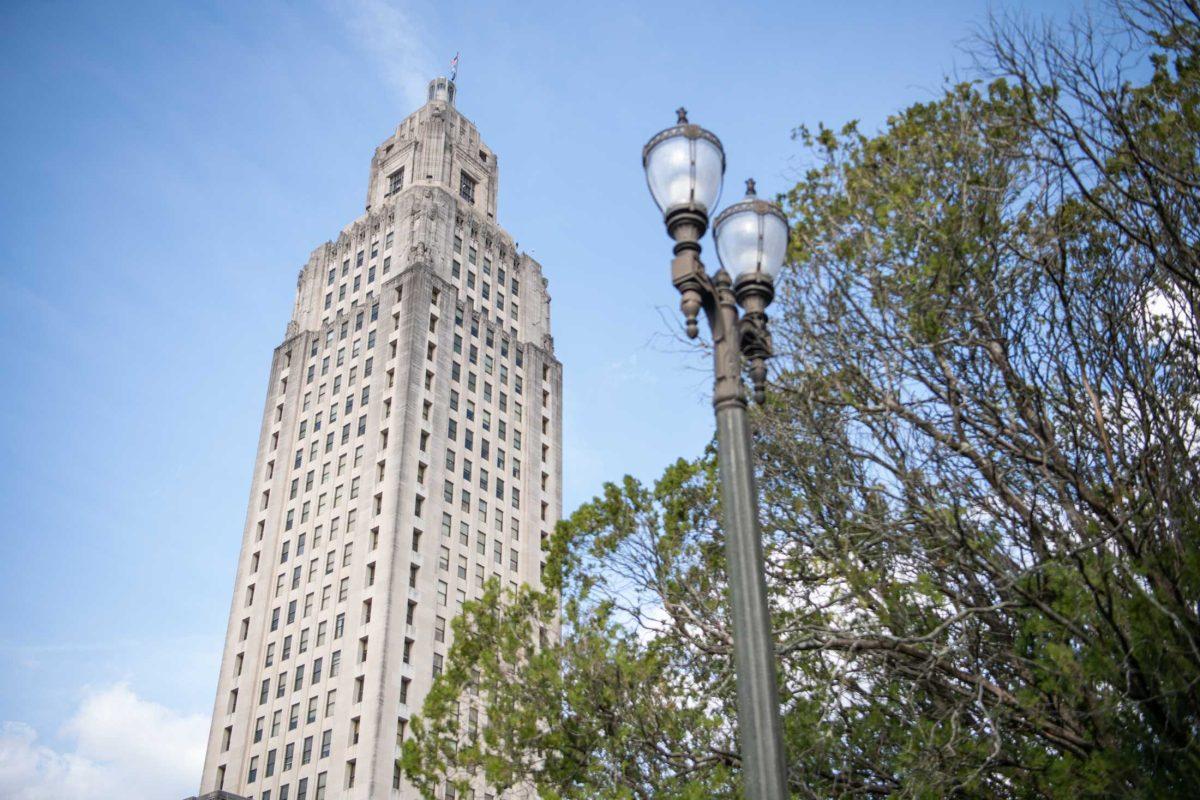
[192,77,562,800]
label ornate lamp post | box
[643,108,790,800]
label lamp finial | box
[676,107,688,124]
[745,178,757,196]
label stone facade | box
[193,77,562,800]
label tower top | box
[427,76,456,107]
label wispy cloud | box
[332,0,435,108]
[604,351,660,386]
[0,683,207,800]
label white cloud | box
[333,0,434,108]
[0,684,207,800]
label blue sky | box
[0,0,1079,795]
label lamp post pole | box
[646,111,790,800]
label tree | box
[402,459,742,799]
[402,3,1200,797]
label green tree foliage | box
[402,3,1200,797]
[402,460,742,799]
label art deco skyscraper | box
[192,77,562,800]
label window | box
[320,729,332,758]
[387,167,404,195]
[459,171,477,204]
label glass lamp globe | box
[713,179,789,282]
[642,108,726,216]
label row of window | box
[451,233,520,336]
[245,753,327,798]
[452,235,519,297]
[322,230,393,321]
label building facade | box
[192,77,562,800]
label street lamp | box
[643,108,790,800]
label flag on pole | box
[450,52,459,81]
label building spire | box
[427,76,456,107]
